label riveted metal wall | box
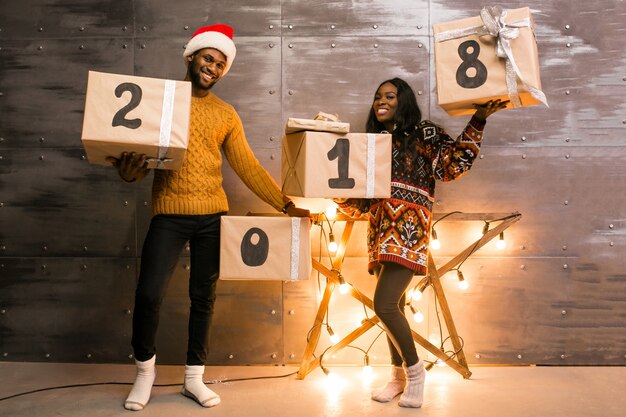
[1,0,625,366]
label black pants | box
[373,262,419,367]
[131,213,224,365]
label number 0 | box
[240,227,269,267]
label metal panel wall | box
[1,0,625,366]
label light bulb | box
[327,326,340,344]
[328,232,338,253]
[412,289,423,301]
[339,283,350,294]
[325,205,337,220]
[430,228,441,250]
[413,310,425,323]
[496,232,506,250]
[457,270,469,290]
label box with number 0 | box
[219,216,311,281]
[81,71,191,169]
[433,7,547,116]
[281,131,391,198]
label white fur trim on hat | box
[183,31,237,75]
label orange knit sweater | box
[151,92,284,215]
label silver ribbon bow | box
[435,6,548,108]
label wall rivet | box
[123,201,129,206]
[228,354,234,359]
[38,46,44,50]
[269,25,274,30]
[122,26,128,31]
[83,246,88,252]
[520,264,526,270]
[372,24,378,29]
[128,354,133,359]
[45,353,51,358]
[184,25,189,30]
[81,265,87,271]
[417,90,423,95]
[609,242,614,247]
[560,354,566,360]
[288,90,294,95]
[290,354,296,359]
[475,353,481,359]
[185,264,190,271]
[564,200,569,205]
[565,90,570,95]
[562,245,568,251]
[39,155,45,160]
[565,137,571,142]
[269,90,275,95]
[566,42,571,48]
[38,27,44,32]
[609,224,615,229]
[417,25,423,30]
[517,354,523,359]
[330,25,336,30]
[140,44,146,49]
[0,309,6,315]
[288,310,295,315]
[268,42,274,48]
[373,43,379,48]
[40,137,45,143]
[521,245,527,250]
[288,43,293,48]
[331,43,336,48]
[122,44,128,49]
[125,309,131,315]
[479,155,484,159]
[269,136,275,142]
[271,310,276,315]
[563,264,569,269]
[141,26,147,31]
[79,26,85,32]
[42,245,48,251]
[143,201,148,206]
[565,24,571,30]
[521,136,526,141]
[565,154,570,159]
[3,353,8,357]
[418,43,423,48]
[86,354,92,359]
[521,154,527,159]
[288,24,293,30]
[271,353,277,359]
[270,155,275,160]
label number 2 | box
[327,138,355,189]
[112,82,142,129]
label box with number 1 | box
[81,71,191,170]
[281,131,391,198]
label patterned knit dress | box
[338,116,485,275]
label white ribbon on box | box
[434,6,548,109]
[146,79,176,168]
[366,134,376,198]
[290,218,301,279]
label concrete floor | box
[0,362,624,417]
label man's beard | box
[189,66,216,91]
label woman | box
[336,78,506,408]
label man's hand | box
[105,152,150,183]
[473,99,510,120]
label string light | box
[328,232,338,253]
[496,231,506,250]
[411,278,429,301]
[430,228,441,250]
[327,325,340,344]
[409,304,425,323]
[325,204,337,220]
[338,273,350,295]
[457,270,469,290]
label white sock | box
[371,365,405,402]
[124,356,156,411]
[398,360,425,408]
[181,365,221,408]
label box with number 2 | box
[81,71,191,169]
[433,7,547,116]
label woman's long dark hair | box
[365,78,422,135]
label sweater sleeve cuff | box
[469,114,487,130]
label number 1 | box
[327,138,355,189]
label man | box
[107,24,309,411]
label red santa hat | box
[183,24,237,75]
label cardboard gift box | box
[433,6,548,116]
[285,117,350,135]
[81,71,191,169]
[282,131,391,198]
[219,216,311,281]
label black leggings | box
[373,262,419,367]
